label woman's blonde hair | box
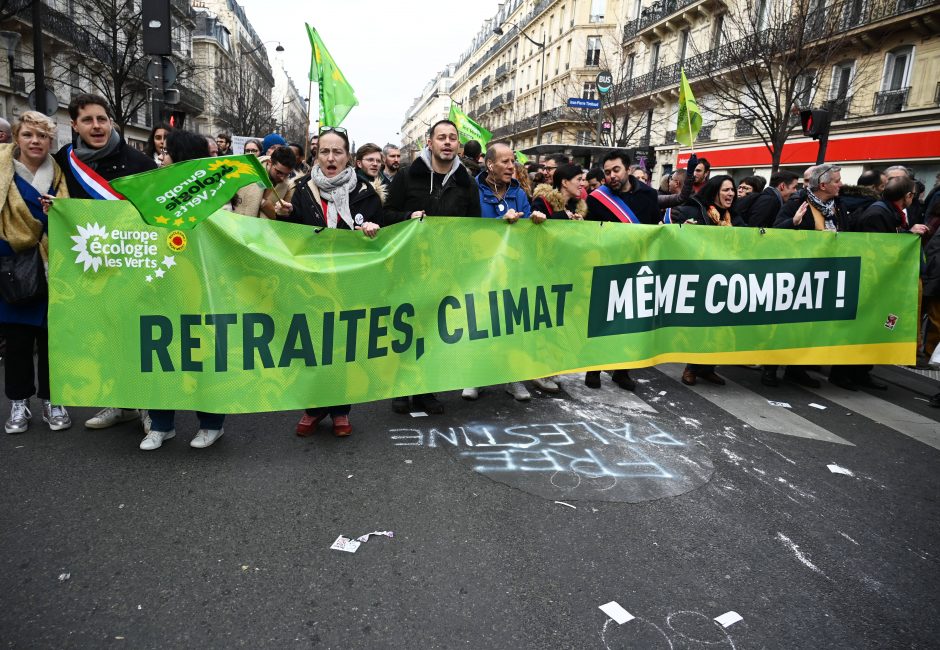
[13,111,56,140]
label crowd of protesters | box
[2,92,938,451]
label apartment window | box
[559,5,566,33]
[556,46,561,74]
[829,61,855,100]
[586,36,601,66]
[590,0,606,22]
[545,52,550,80]
[794,70,817,107]
[633,0,642,19]
[626,53,636,79]
[549,14,555,35]
[711,15,725,49]
[566,39,572,69]
[882,46,913,91]
[754,0,770,30]
[678,28,690,63]
[649,42,661,73]
[583,82,597,99]
[577,130,593,145]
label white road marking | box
[656,364,854,446]
[803,380,940,451]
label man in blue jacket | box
[476,143,546,223]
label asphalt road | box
[1,363,938,648]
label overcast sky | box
[237,0,503,146]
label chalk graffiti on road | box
[388,419,714,503]
[601,610,740,649]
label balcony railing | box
[873,87,909,114]
[623,0,705,41]
[495,62,510,79]
[469,86,479,99]
[459,0,554,79]
[615,0,935,105]
[481,75,492,90]
[735,119,753,137]
[490,95,503,111]
[825,97,851,120]
[505,90,514,102]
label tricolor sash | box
[593,185,641,224]
[67,146,125,200]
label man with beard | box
[386,120,480,415]
[380,143,401,185]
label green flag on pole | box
[449,103,492,146]
[515,151,529,164]
[306,24,358,127]
[110,155,272,229]
[676,69,702,147]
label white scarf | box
[13,156,55,194]
[311,165,358,229]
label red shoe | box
[333,414,352,437]
[296,413,326,437]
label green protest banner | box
[110,155,272,229]
[676,69,702,147]
[48,199,918,413]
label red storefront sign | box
[676,128,940,168]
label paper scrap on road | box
[410,411,428,417]
[554,501,577,509]
[599,601,634,625]
[658,391,667,396]
[809,403,827,410]
[768,401,792,408]
[827,464,854,476]
[356,530,395,543]
[714,611,743,627]
[58,572,70,581]
[330,536,362,553]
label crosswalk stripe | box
[655,364,855,446]
[804,378,940,452]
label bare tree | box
[42,0,152,134]
[200,55,275,137]
[686,0,885,171]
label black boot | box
[611,370,636,391]
[584,371,601,388]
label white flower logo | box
[70,222,108,272]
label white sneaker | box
[505,382,531,401]
[141,410,151,435]
[5,399,31,434]
[191,428,224,448]
[85,407,139,429]
[461,387,480,400]
[140,429,175,450]
[532,376,560,393]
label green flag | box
[449,103,492,146]
[515,151,529,164]
[676,69,702,147]
[110,155,272,230]
[306,24,358,126]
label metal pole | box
[595,93,603,146]
[150,55,164,127]
[535,32,545,148]
[815,131,829,165]
[32,0,46,114]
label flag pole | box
[304,76,314,161]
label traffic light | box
[164,110,186,129]
[800,108,830,140]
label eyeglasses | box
[319,126,348,136]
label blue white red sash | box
[663,207,673,224]
[67,146,125,200]
[593,185,640,224]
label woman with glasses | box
[242,139,262,156]
[0,111,70,433]
[286,126,384,438]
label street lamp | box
[241,40,285,57]
[494,22,546,149]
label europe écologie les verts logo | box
[70,222,179,283]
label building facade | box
[191,0,275,139]
[272,65,308,145]
[0,0,204,149]
[404,0,939,185]
[400,65,455,162]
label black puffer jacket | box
[54,138,156,199]
[287,173,384,230]
[856,200,903,234]
[385,155,481,222]
[773,190,847,231]
[742,187,784,229]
